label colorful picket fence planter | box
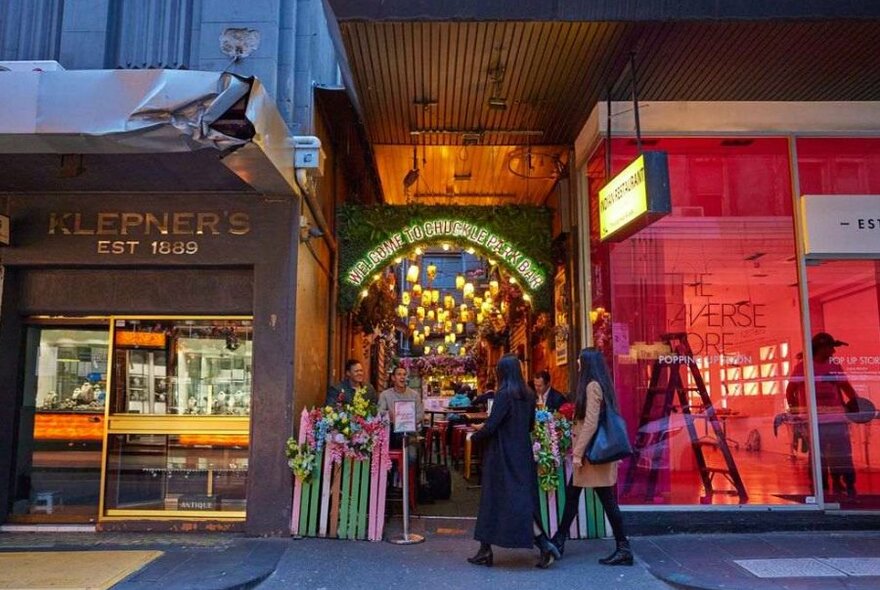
[291,409,391,541]
[538,457,607,539]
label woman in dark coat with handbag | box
[467,354,561,568]
[551,348,633,566]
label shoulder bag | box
[586,397,633,464]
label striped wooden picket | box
[290,409,309,536]
[537,462,607,539]
[291,423,391,541]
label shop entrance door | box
[805,260,880,508]
[7,324,109,523]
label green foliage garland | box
[337,204,553,312]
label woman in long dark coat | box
[467,354,561,568]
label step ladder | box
[622,332,748,504]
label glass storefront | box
[9,326,109,522]
[7,317,252,523]
[102,318,252,519]
[587,138,808,505]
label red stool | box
[430,421,449,465]
[387,449,417,511]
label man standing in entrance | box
[325,359,378,407]
[534,370,567,412]
[785,332,859,497]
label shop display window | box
[111,319,253,416]
[103,434,248,515]
[587,137,809,505]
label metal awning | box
[0,69,296,195]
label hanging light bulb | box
[456,274,465,290]
[444,295,455,310]
[427,263,437,281]
[415,247,423,255]
[431,289,440,303]
[424,325,431,336]
[402,291,411,306]
[437,345,445,354]
[407,264,420,283]
[509,276,517,284]
[360,289,369,298]
[460,303,468,313]
[490,280,500,296]
[416,306,425,320]
[412,284,422,297]
[448,332,456,344]
[442,243,451,251]
[463,283,474,299]
[466,247,476,255]
[522,293,532,303]
[424,346,431,355]
[397,304,408,318]
[456,322,464,334]
[427,309,435,322]
[444,320,453,332]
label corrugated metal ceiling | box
[336,19,880,205]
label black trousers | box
[557,483,628,544]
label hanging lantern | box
[484,290,492,300]
[456,274,465,290]
[484,295,493,306]
[402,291,411,306]
[412,284,422,297]
[460,303,468,312]
[456,322,464,334]
[416,306,426,320]
[461,310,470,322]
[437,345,445,354]
[477,312,484,324]
[459,346,467,356]
[444,295,455,310]
[474,296,483,308]
[397,304,408,318]
[427,309,435,322]
[431,289,440,304]
[490,280,500,296]
[408,319,417,331]
[463,283,475,299]
[481,301,492,314]
[448,332,456,344]
[424,325,431,336]
[406,264,420,283]
[427,263,438,281]
[500,301,508,314]
[424,346,431,355]
[444,320,453,332]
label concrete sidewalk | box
[2,524,880,589]
[634,531,880,590]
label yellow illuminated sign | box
[599,155,648,241]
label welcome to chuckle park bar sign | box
[337,205,552,311]
[599,151,671,242]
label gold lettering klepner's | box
[48,211,251,236]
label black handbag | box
[586,398,633,464]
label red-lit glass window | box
[797,138,880,195]
[585,137,808,506]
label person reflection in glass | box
[785,332,858,497]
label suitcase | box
[424,464,452,500]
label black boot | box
[534,533,561,569]
[599,540,634,566]
[467,543,493,567]
[550,529,568,558]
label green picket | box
[338,458,352,539]
[584,488,598,538]
[306,449,323,537]
[298,472,312,535]
[555,466,566,524]
[349,460,362,540]
[592,489,607,538]
[538,485,549,532]
[357,459,369,539]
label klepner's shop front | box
[0,69,308,535]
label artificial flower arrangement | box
[532,404,574,492]
[286,387,390,483]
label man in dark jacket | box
[325,359,378,407]
[534,370,567,412]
